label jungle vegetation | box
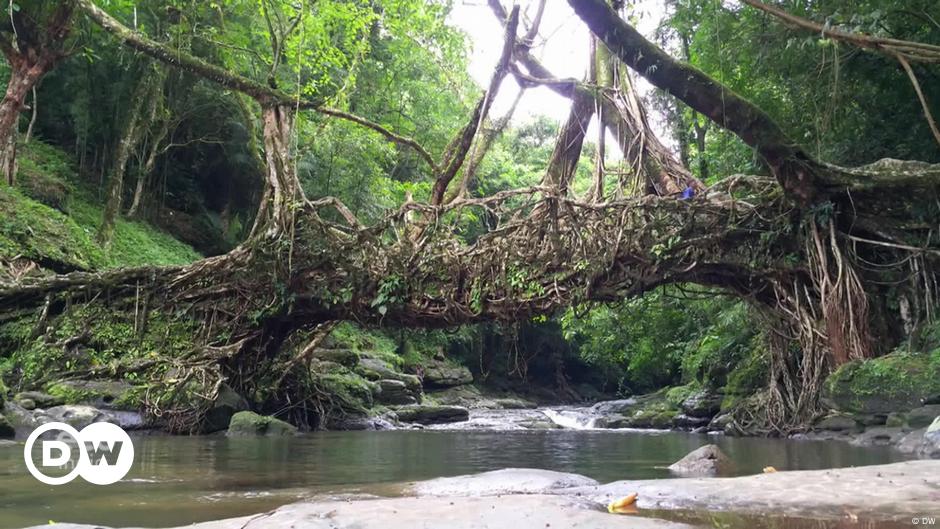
[0,0,937,433]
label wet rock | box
[422,362,473,388]
[227,411,297,436]
[494,398,537,410]
[394,404,469,425]
[895,428,926,454]
[202,384,249,434]
[668,444,735,476]
[673,413,710,429]
[35,495,696,529]
[425,385,496,409]
[572,460,940,518]
[590,398,637,415]
[14,391,63,409]
[375,379,417,405]
[680,390,722,418]
[813,414,859,432]
[886,412,906,428]
[356,358,422,392]
[905,405,940,429]
[0,401,148,436]
[328,415,396,431]
[850,426,905,447]
[410,468,598,496]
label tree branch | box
[429,5,519,205]
[567,0,820,204]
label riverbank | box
[25,462,940,529]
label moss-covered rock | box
[227,411,297,436]
[203,384,249,433]
[422,360,473,388]
[45,380,143,410]
[14,391,63,409]
[393,405,469,425]
[822,350,940,414]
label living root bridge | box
[0,179,794,327]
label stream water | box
[0,410,909,529]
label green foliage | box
[0,306,198,389]
[0,142,201,271]
[561,288,759,395]
[823,348,940,413]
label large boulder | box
[227,411,297,436]
[814,414,860,432]
[668,444,735,476]
[822,352,940,415]
[202,384,249,433]
[590,399,638,415]
[394,405,469,425]
[421,361,473,389]
[14,391,64,409]
[680,390,722,418]
[312,348,360,367]
[376,379,418,405]
[906,405,940,429]
[356,358,422,393]
[45,380,142,410]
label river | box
[0,412,908,529]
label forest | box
[0,0,940,529]
[0,0,939,526]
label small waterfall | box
[541,409,599,430]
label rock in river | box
[393,404,469,425]
[227,411,297,436]
[668,444,735,476]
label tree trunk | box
[127,68,168,218]
[98,65,160,244]
[0,61,47,185]
[250,104,301,240]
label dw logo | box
[23,422,135,485]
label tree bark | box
[0,60,48,185]
[0,1,75,185]
[97,65,161,244]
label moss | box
[0,141,201,273]
[45,382,97,405]
[665,382,700,407]
[823,349,940,414]
[0,377,7,408]
[315,369,376,413]
[329,322,400,366]
[3,306,199,388]
[228,411,297,436]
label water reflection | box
[0,429,908,529]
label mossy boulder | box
[422,361,473,389]
[14,391,64,409]
[45,380,142,410]
[814,414,860,432]
[356,357,422,393]
[906,405,940,429]
[822,350,940,415]
[393,405,469,425]
[227,411,297,436]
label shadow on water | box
[0,428,909,528]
